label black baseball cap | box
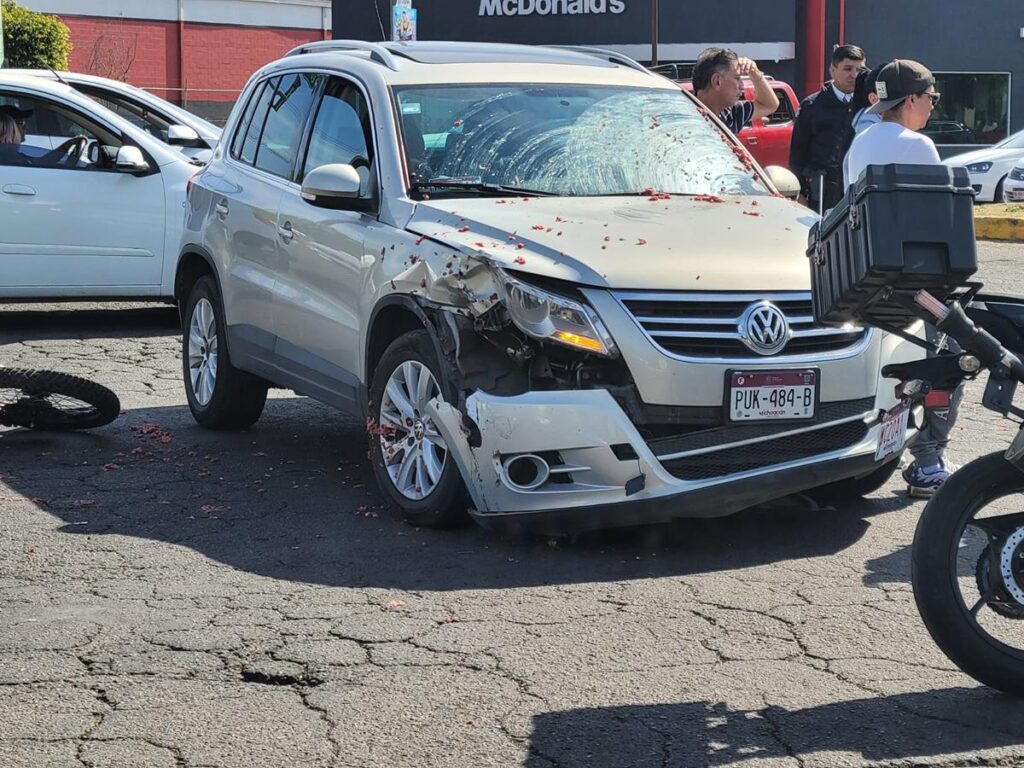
[867,59,935,114]
[0,104,33,121]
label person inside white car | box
[0,104,88,167]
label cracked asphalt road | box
[2,242,1024,768]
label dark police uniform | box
[788,83,856,210]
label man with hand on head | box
[692,47,779,134]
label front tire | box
[912,451,1024,695]
[367,330,467,528]
[182,275,267,429]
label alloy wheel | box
[378,360,449,501]
[188,298,219,406]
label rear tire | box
[182,275,267,429]
[912,451,1024,695]
[367,330,468,528]
[0,369,120,430]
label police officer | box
[789,44,867,210]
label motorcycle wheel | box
[912,450,1024,695]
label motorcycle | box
[873,289,1024,695]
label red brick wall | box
[61,16,328,110]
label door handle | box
[745,136,759,145]
[277,222,294,243]
[214,200,229,217]
[2,184,36,196]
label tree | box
[1,0,71,70]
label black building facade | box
[338,0,1023,147]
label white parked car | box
[0,73,198,300]
[6,69,221,164]
[942,128,1024,202]
[1001,162,1024,202]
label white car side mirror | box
[765,165,801,199]
[301,163,362,205]
[115,145,150,173]
[167,124,202,147]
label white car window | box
[0,91,123,171]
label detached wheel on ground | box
[0,368,120,430]
[368,330,468,528]
[807,454,902,503]
[182,275,267,429]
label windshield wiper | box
[411,179,554,197]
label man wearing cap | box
[845,59,942,188]
[845,59,961,497]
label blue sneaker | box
[903,461,953,498]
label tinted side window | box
[238,80,275,165]
[254,73,321,179]
[301,78,373,183]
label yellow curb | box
[974,216,1024,241]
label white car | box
[1002,162,1024,202]
[942,128,1024,202]
[0,73,198,300]
[6,69,221,164]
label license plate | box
[1012,190,1024,201]
[728,370,817,422]
[875,402,910,461]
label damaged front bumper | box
[426,388,906,535]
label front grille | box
[660,420,870,481]
[616,291,866,360]
[647,397,875,457]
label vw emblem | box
[739,302,791,356]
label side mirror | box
[167,124,202,147]
[301,163,362,206]
[764,165,801,199]
[115,145,150,173]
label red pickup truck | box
[670,73,800,169]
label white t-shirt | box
[843,121,941,189]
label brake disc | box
[976,535,1024,620]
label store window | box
[925,72,1010,146]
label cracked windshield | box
[396,84,769,197]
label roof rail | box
[545,45,649,74]
[283,40,400,71]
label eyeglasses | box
[918,91,941,106]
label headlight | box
[495,270,618,357]
[1010,167,1024,181]
[966,162,993,174]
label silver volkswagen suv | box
[178,40,918,534]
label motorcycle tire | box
[912,450,1024,695]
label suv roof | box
[276,40,666,88]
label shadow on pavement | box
[0,304,179,343]
[525,688,1024,767]
[0,397,908,591]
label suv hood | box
[407,195,817,291]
